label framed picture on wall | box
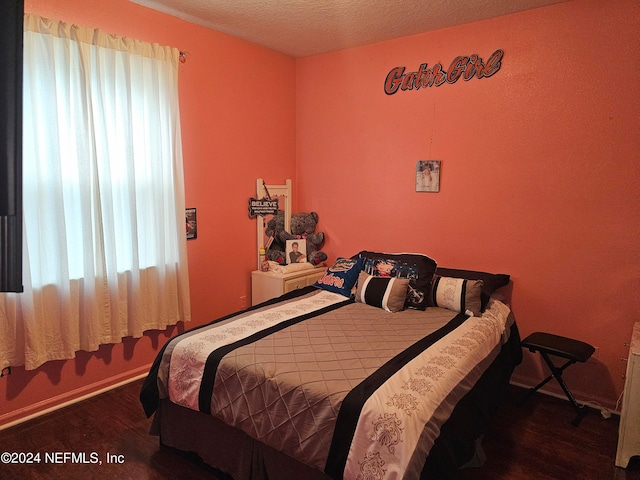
[416,160,441,192]
[286,239,307,264]
[186,208,197,239]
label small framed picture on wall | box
[416,160,441,192]
[186,208,197,239]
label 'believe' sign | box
[248,197,279,217]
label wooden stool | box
[521,332,595,426]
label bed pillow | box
[435,267,510,309]
[430,275,483,316]
[355,271,410,313]
[357,251,437,310]
[314,256,364,297]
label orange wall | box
[1,0,296,426]
[296,0,639,408]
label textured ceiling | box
[130,0,567,58]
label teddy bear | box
[279,211,327,265]
[264,210,287,264]
[265,210,327,265]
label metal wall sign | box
[384,49,504,95]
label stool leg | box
[521,355,574,401]
[571,405,589,427]
[529,371,557,393]
[520,373,554,405]
[539,352,589,426]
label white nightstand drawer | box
[251,267,325,305]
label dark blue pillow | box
[314,257,364,297]
[358,251,437,310]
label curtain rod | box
[179,50,191,63]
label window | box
[0,14,191,370]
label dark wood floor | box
[0,378,638,480]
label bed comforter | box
[141,286,516,479]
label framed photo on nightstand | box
[286,239,306,264]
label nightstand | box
[251,267,326,305]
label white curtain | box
[0,14,191,370]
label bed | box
[140,251,522,479]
